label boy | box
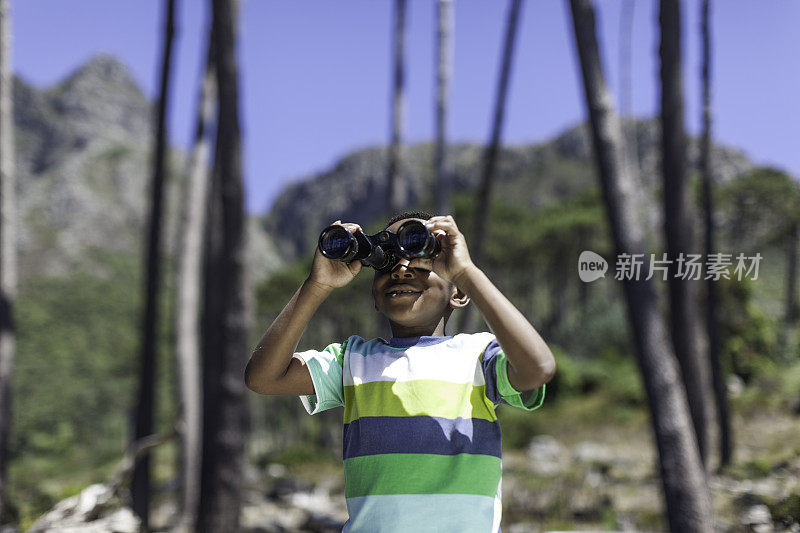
[245,212,556,532]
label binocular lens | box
[318,219,440,271]
[396,220,440,258]
[319,226,355,260]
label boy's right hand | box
[308,220,363,291]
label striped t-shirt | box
[294,332,545,533]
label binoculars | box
[318,220,441,273]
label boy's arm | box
[455,266,555,391]
[245,221,363,396]
[245,278,334,395]
[426,216,556,392]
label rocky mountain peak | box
[48,54,151,142]
[14,54,281,281]
[264,118,754,263]
[60,54,140,90]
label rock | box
[266,463,289,478]
[728,374,746,397]
[241,498,308,531]
[569,491,612,522]
[742,504,774,532]
[303,512,347,532]
[288,490,341,517]
[585,468,605,488]
[27,483,139,533]
[615,513,638,531]
[268,477,314,500]
[526,435,568,476]
[573,441,613,467]
[242,483,347,532]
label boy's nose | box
[390,260,415,279]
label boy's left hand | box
[425,215,477,284]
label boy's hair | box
[385,211,434,229]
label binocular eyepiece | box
[318,220,441,274]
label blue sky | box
[13,1,800,214]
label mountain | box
[13,54,281,281]
[10,54,758,282]
[265,119,754,262]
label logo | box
[577,250,762,282]
[578,250,608,282]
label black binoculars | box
[318,220,441,274]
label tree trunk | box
[460,0,522,333]
[198,0,250,530]
[699,0,732,468]
[660,0,712,468]
[618,0,634,120]
[616,0,653,247]
[174,29,217,533]
[131,0,176,527]
[0,0,15,520]
[434,0,453,215]
[387,0,407,212]
[568,1,714,530]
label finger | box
[425,215,452,223]
[426,218,459,233]
[339,222,363,233]
[348,260,363,275]
[425,215,456,224]
[426,214,455,221]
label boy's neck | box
[388,319,447,339]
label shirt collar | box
[387,335,452,348]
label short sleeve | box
[480,339,545,411]
[293,339,347,415]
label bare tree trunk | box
[618,0,662,255]
[434,0,453,215]
[387,0,407,212]
[132,0,176,527]
[660,0,712,468]
[699,0,732,468]
[0,0,15,520]
[618,0,635,164]
[618,0,634,121]
[460,0,522,333]
[173,30,217,533]
[198,0,250,530]
[568,1,714,530]
[617,0,653,246]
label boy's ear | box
[449,284,470,309]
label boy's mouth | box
[385,284,423,298]
[387,290,421,298]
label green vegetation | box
[5,165,800,529]
[7,250,177,528]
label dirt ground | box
[248,401,800,532]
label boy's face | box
[371,218,462,331]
